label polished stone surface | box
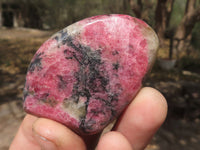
[23,14,158,135]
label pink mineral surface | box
[23,14,159,135]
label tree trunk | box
[173,0,200,59]
[129,0,143,18]
[155,0,174,47]
[123,0,131,14]
[166,0,175,28]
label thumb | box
[32,118,86,150]
[32,131,57,150]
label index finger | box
[114,87,168,150]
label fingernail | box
[33,132,57,150]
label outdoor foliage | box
[9,0,199,60]
[0,1,200,149]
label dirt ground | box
[0,28,200,150]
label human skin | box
[10,87,167,150]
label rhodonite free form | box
[23,14,159,135]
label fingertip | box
[21,114,38,135]
[96,131,132,150]
[138,87,168,127]
[115,87,168,150]
[32,118,86,150]
[10,114,40,150]
[141,87,168,111]
[125,87,168,131]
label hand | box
[9,87,167,150]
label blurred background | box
[0,0,199,149]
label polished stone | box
[23,14,159,135]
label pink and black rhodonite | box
[23,14,159,135]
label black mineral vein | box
[56,31,122,132]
